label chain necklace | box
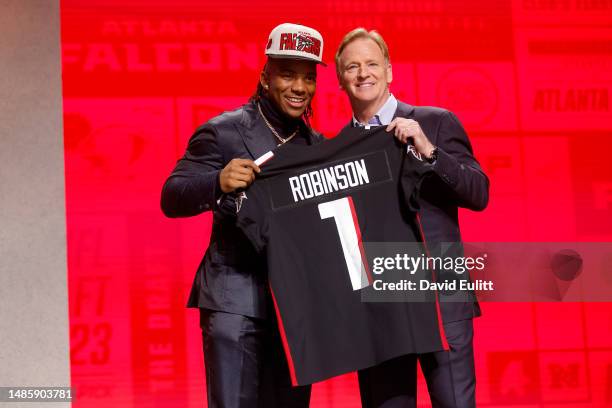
[257,102,298,146]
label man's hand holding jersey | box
[219,158,261,193]
[387,117,437,161]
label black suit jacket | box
[344,101,489,322]
[161,101,323,318]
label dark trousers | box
[421,319,476,407]
[358,319,476,408]
[359,354,418,407]
[200,308,311,408]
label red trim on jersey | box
[269,284,299,386]
[416,213,450,351]
[347,196,373,285]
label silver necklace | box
[257,102,298,146]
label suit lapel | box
[392,101,415,119]
[236,101,278,160]
[393,100,441,145]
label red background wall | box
[61,1,612,406]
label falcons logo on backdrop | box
[296,34,314,51]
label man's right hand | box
[219,158,261,193]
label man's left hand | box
[387,117,436,159]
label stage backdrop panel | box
[61,1,612,407]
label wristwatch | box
[426,146,438,164]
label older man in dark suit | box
[161,23,325,408]
[335,28,489,408]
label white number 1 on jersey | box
[318,196,372,291]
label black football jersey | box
[236,126,448,386]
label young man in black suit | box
[161,23,325,408]
[335,28,489,408]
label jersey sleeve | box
[400,145,434,213]
[235,179,270,253]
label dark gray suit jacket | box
[344,101,489,322]
[161,101,323,318]
[397,101,489,322]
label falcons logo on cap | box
[296,34,314,51]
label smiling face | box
[261,58,317,119]
[337,37,392,112]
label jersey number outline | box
[318,196,372,290]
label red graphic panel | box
[460,136,527,242]
[417,63,517,131]
[588,351,612,407]
[488,350,541,405]
[538,351,589,403]
[68,214,133,404]
[515,28,612,132]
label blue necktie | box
[355,115,381,128]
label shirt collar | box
[352,94,398,127]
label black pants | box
[420,319,476,407]
[200,308,311,408]
[359,354,418,407]
[358,319,476,408]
